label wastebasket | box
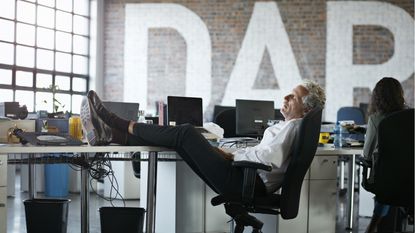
[23,198,71,233]
[45,163,69,197]
[99,207,145,233]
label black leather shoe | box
[87,90,116,127]
[80,96,112,146]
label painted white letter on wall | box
[221,2,302,108]
[124,4,211,111]
[326,1,414,121]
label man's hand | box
[214,147,234,161]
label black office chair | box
[361,109,414,227]
[214,108,237,138]
[274,109,284,121]
[213,105,235,120]
[211,107,322,233]
[131,152,141,178]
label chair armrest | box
[231,161,272,204]
[357,156,372,167]
[210,161,272,206]
[359,157,375,192]
[232,161,272,172]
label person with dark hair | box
[80,81,325,218]
[364,77,406,233]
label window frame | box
[0,0,91,114]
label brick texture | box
[103,0,414,120]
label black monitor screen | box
[167,96,203,126]
[236,99,275,137]
[102,101,139,121]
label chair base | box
[225,204,264,232]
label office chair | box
[214,108,237,138]
[131,152,140,178]
[337,106,366,125]
[274,109,284,121]
[211,108,322,233]
[213,105,235,120]
[361,109,414,229]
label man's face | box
[280,85,309,120]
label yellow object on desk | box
[319,132,330,144]
[69,116,83,140]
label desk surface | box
[0,143,361,155]
[0,144,173,154]
[316,145,363,155]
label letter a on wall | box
[326,1,414,122]
[221,2,302,107]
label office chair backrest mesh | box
[279,107,322,219]
[337,106,366,124]
[374,108,414,208]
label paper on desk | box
[203,122,224,139]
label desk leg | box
[346,154,356,231]
[146,152,158,233]
[81,153,90,233]
[28,153,36,199]
[340,159,345,190]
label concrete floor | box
[5,169,410,233]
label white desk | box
[0,144,173,233]
[316,146,363,231]
[1,144,362,233]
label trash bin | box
[24,198,71,233]
[99,207,145,233]
[45,163,69,197]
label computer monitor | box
[167,96,203,126]
[102,101,139,121]
[235,99,275,137]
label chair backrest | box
[213,105,235,121]
[275,109,285,121]
[214,108,237,138]
[337,106,366,125]
[279,108,322,219]
[374,108,414,208]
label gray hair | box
[302,80,326,110]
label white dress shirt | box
[232,118,302,193]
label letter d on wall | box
[124,4,211,111]
[326,1,414,122]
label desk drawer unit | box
[0,156,6,186]
[308,156,337,233]
[0,156,7,233]
[0,186,6,233]
[309,156,337,180]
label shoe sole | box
[80,97,99,146]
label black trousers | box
[124,123,266,196]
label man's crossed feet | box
[80,92,112,146]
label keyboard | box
[219,137,259,143]
[14,131,84,146]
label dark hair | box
[369,77,405,115]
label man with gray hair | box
[81,80,325,197]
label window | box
[0,0,90,114]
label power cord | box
[69,152,126,207]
